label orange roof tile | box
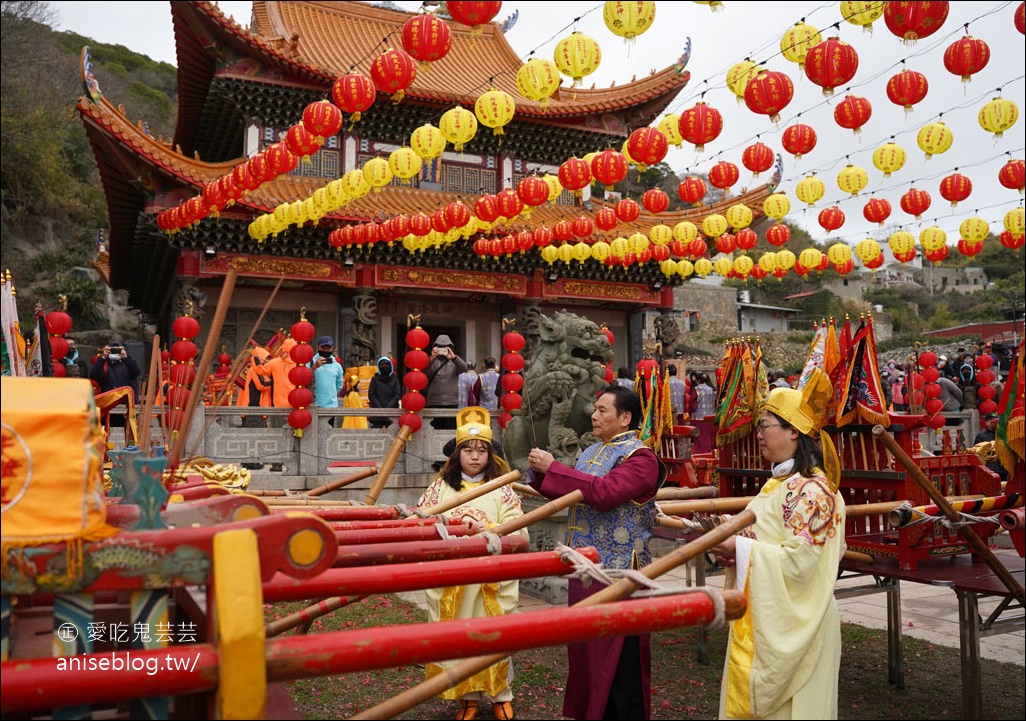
[187,1,690,121]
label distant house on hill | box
[737,298,800,333]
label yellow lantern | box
[401,234,420,253]
[572,241,592,263]
[325,178,349,210]
[763,193,791,220]
[979,96,1020,139]
[959,216,990,243]
[841,1,885,31]
[693,257,713,277]
[439,106,478,152]
[621,139,638,167]
[553,31,602,87]
[855,238,882,263]
[673,221,698,244]
[583,151,599,167]
[475,88,516,136]
[725,203,753,230]
[516,57,562,109]
[726,59,761,102]
[757,251,777,274]
[733,254,754,277]
[627,231,650,255]
[363,156,393,192]
[780,22,822,68]
[676,259,695,277]
[836,164,868,196]
[410,123,446,160]
[341,168,371,200]
[775,249,796,274]
[888,229,915,256]
[303,196,322,223]
[799,247,823,270]
[310,187,330,217]
[603,1,657,40]
[1006,206,1025,236]
[660,258,679,277]
[713,256,733,276]
[649,224,673,246]
[542,174,563,202]
[556,242,575,264]
[917,121,953,159]
[591,240,611,262]
[609,236,629,259]
[919,225,947,252]
[287,200,307,227]
[658,113,684,146]
[702,213,728,238]
[388,146,422,184]
[796,175,825,206]
[541,244,559,265]
[827,242,852,265]
[872,142,906,177]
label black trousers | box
[603,635,645,720]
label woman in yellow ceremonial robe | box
[417,408,525,721]
[341,374,368,429]
[712,369,846,720]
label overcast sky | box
[50,1,1025,247]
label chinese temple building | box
[77,0,776,368]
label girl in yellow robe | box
[417,409,525,721]
[712,372,846,719]
[341,373,367,429]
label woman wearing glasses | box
[711,369,846,720]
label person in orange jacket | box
[256,338,297,409]
[236,346,271,408]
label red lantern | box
[496,188,525,219]
[473,195,500,223]
[558,157,592,195]
[595,207,619,232]
[925,245,949,264]
[430,210,451,234]
[553,220,574,242]
[246,154,274,186]
[781,123,817,160]
[943,34,990,83]
[741,142,775,177]
[533,227,553,248]
[332,73,377,122]
[957,238,984,257]
[401,14,453,70]
[302,100,344,140]
[939,172,973,207]
[765,223,791,247]
[688,237,708,257]
[615,198,641,224]
[46,308,73,337]
[1017,1,1025,35]
[744,70,794,123]
[172,315,201,341]
[886,68,929,113]
[285,123,323,158]
[708,161,740,192]
[499,323,526,429]
[863,197,892,226]
[716,234,737,254]
[864,254,885,270]
[818,206,846,233]
[804,37,859,96]
[232,162,260,193]
[401,319,430,433]
[678,102,724,152]
[591,149,629,191]
[677,176,707,205]
[884,1,951,43]
[642,188,670,214]
[900,187,932,220]
[572,215,595,238]
[735,227,758,252]
[517,175,550,208]
[446,1,502,33]
[48,336,68,362]
[265,143,298,176]
[998,158,1025,193]
[626,127,669,170]
[370,48,418,102]
[201,179,228,215]
[833,94,872,135]
[1000,229,1025,250]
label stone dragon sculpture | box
[502,310,614,474]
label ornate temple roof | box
[171,1,692,161]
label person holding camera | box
[310,336,344,427]
[425,334,468,429]
[90,340,142,398]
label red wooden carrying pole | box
[333,524,469,546]
[262,547,600,602]
[328,516,448,532]
[0,590,742,714]
[337,534,527,567]
[269,505,401,521]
